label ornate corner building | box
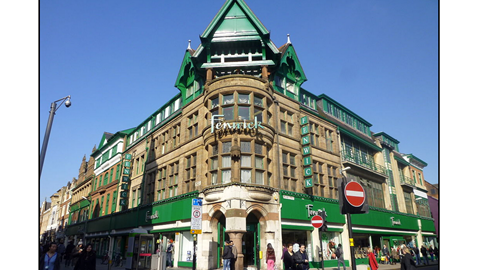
[60,1,437,269]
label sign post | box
[191,198,202,270]
[339,178,368,270]
[311,215,325,270]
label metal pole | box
[193,234,197,270]
[346,212,356,270]
[319,229,324,270]
[39,102,57,177]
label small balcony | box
[341,150,388,176]
[399,172,416,187]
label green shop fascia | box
[65,191,199,266]
[279,190,436,267]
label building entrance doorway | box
[243,213,260,270]
[217,214,226,268]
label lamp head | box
[65,96,72,107]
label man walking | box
[335,244,346,270]
[420,245,429,265]
[223,240,234,270]
[293,244,309,270]
[412,244,420,265]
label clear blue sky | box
[39,0,438,205]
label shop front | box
[279,190,349,268]
[350,207,437,264]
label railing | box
[399,172,415,186]
[341,150,387,175]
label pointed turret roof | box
[192,0,279,66]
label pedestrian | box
[293,244,309,270]
[282,243,295,270]
[367,248,379,270]
[231,241,238,270]
[390,247,398,265]
[166,239,174,267]
[412,244,420,265]
[222,240,234,270]
[40,242,62,270]
[335,244,346,270]
[381,244,390,264]
[428,245,435,262]
[71,241,84,267]
[65,240,75,267]
[281,244,287,260]
[433,246,439,261]
[420,245,429,265]
[266,243,276,270]
[400,247,416,270]
[73,244,96,270]
[57,240,66,263]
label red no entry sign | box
[345,181,366,207]
[311,215,324,228]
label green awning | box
[149,226,190,234]
[282,225,313,231]
[352,229,416,236]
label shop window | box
[179,232,194,262]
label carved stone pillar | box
[227,230,246,270]
[230,136,241,183]
[206,68,213,82]
[261,65,268,79]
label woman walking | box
[73,244,96,270]
[400,247,416,270]
[266,243,276,270]
[282,243,295,270]
[367,248,379,270]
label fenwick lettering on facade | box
[210,115,265,133]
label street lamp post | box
[40,95,71,178]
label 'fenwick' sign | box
[306,204,327,218]
[390,217,401,226]
[210,115,265,133]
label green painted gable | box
[175,49,204,105]
[192,0,279,74]
[273,44,307,100]
[200,0,270,41]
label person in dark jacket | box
[412,244,420,265]
[223,240,234,270]
[420,245,429,265]
[40,242,62,270]
[73,244,96,270]
[293,244,309,270]
[400,247,416,270]
[65,241,75,267]
[335,244,346,270]
[282,243,295,270]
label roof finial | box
[287,34,291,44]
[187,40,191,50]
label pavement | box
[62,258,439,270]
